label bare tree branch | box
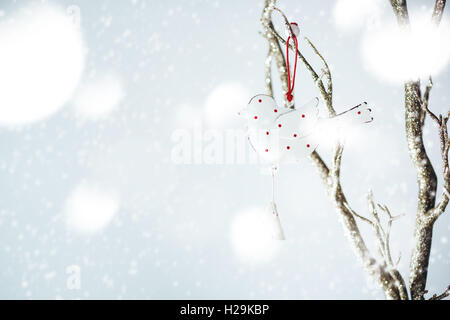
[428,112,449,222]
[429,285,450,300]
[389,0,410,27]
[411,79,449,224]
[309,151,330,184]
[344,202,374,226]
[389,0,448,300]
[419,78,450,222]
[432,0,447,25]
[314,163,404,298]
[366,192,408,300]
[343,192,408,300]
[422,78,436,124]
[304,37,333,112]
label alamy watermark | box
[171,125,261,165]
[170,124,288,165]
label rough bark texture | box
[404,82,438,300]
[389,0,448,300]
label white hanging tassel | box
[266,201,285,240]
[265,166,285,240]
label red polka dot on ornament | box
[307,144,310,148]
[358,111,361,115]
[302,114,305,118]
[293,134,297,138]
[258,99,262,103]
[265,149,269,152]
[274,109,278,113]
[266,131,269,135]
[287,146,290,150]
[254,116,258,119]
[278,124,282,128]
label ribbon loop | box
[286,33,299,103]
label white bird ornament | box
[239,94,373,240]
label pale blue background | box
[0,0,448,299]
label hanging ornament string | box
[271,165,277,206]
[285,32,298,103]
[271,7,300,103]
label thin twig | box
[413,78,450,222]
[304,37,332,104]
[422,78,440,125]
[429,285,450,300]
[344,202,374,226]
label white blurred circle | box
[204,83,250,128]
[0,4,85,126]
[362,14,450,83]
[65,183,119,234]
[174,103,202,128]
[73,73,125,120]
[230,207,280,263]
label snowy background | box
[0,0,449,299]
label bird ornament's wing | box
[334,102,373,125]
[275,97,320,139]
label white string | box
[271,165,277,204]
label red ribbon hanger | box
[285,24,299,103]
